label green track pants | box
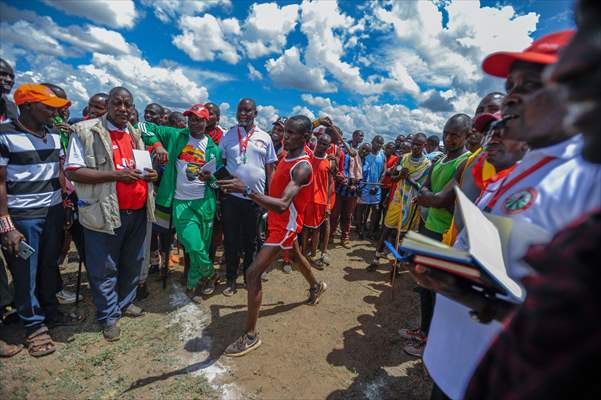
[172,198,215,289]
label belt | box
[120,208,144,214]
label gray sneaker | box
[202,274,218,295]
[123,304,144,318]
[222,281,236,297]
[103,324,121,342]
[306,281,327,305]
[224,333,262,357]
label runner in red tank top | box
[302,133,335,269]
[217,115,327,357]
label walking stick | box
[75,258,83,308]
[161,214,172,289]
[390,177,420,299]
[75,225,85,309]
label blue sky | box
[1,0,574,140]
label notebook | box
[399,187,526,303]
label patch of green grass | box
[89,348,116,367]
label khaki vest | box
[69,115,155,235]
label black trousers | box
[221,194,260,283]
[418,225,443,334]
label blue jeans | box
[84,209,146,326]
[3,205,64,334]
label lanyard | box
[237,126,255,163]
[482,156,556,212]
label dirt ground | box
[0,236,432,400]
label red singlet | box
[266,154,313,246]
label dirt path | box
[1,238,431,400]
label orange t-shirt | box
[109,130,148,210]
[310,154,331,206]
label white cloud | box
[140,0,231,23]
[247,63,263,81]
[16,52,209,114]
[265,47,336,93]
[171,2,299,63]
[374,0,538,92]
[299,94,449,141]
[291,105,316,120]
[256,104,280,130]
[172,14,241,64]
[42,0,138,29]
[240,3,300,58]
[87,53,209,107]
[0,3,140,57]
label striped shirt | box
[0,121,63,219]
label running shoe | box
[222,281,236,297]
[403,341,426,358]
[306,281,327,305]
[202,274,218,295]
[224,333,262,357]
[56,289,82,305]
[398,328,427,342]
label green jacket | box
[139,122,222,210]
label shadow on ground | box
[326,277,432,400]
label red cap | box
[473,111,501,133]
[482,30,575,78]
[183,104,209,120]
[13,83,71,108]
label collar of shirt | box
[237,124,255,136]
[107,119,127,133]
[524,134,583,161]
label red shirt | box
[381,155,399,189]
[208,126,224,144]
[268,154,313,233]
[109,130,148,210]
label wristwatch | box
[243,185,254,197]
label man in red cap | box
[0,83,79,357]
[465,2,601,398]
[404,29,601,400]
[138,104,223,298]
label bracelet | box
[0,215,16,234]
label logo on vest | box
[503,187,537,215]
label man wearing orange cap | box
[0,83,77,357]
[405,30,601,400]
[138,104,222,298]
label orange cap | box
[482,30,576,78]
[13,83,71,108]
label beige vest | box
[70,115,155,235]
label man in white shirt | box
[219,98,277,296]
[417,30,601,400]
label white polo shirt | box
[424,134,601,400]
[219,124,277,200]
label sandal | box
[26,327,56,357]
[0,339,23,358]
